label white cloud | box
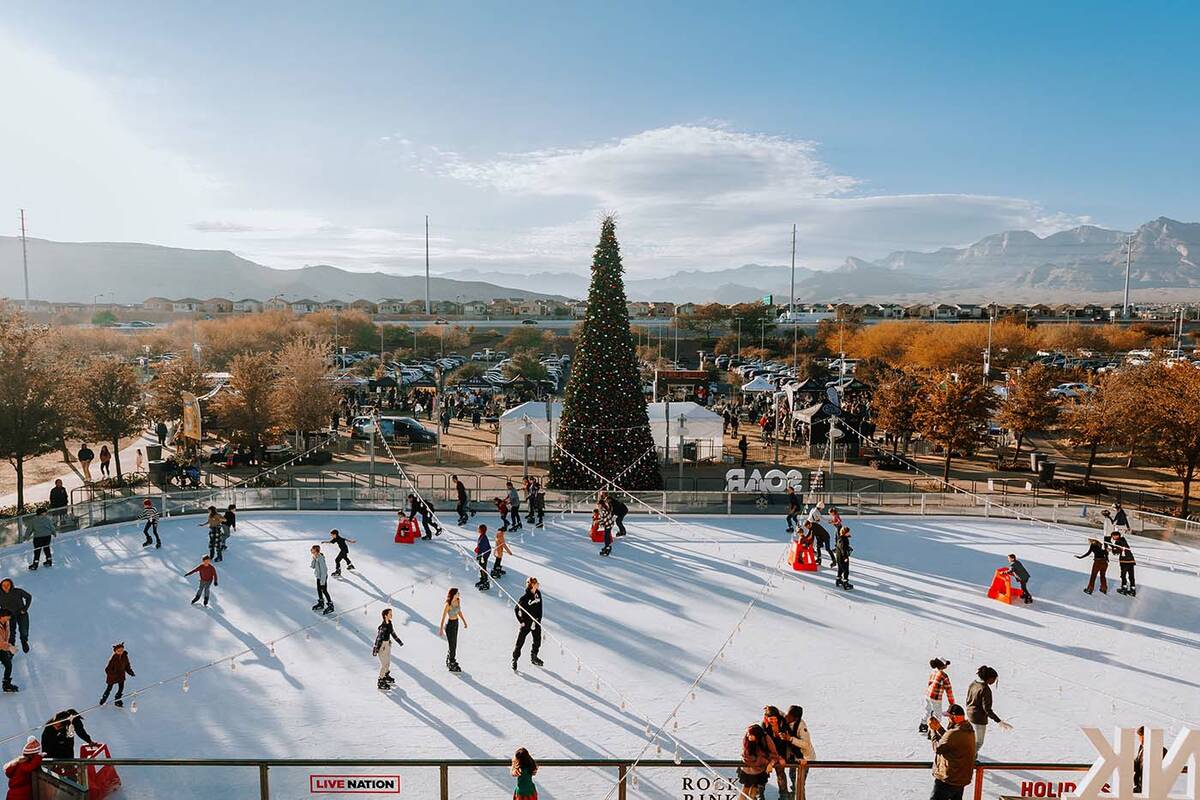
[437,125,1089,271]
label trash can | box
[1029,452,1043,472]
[148,459,167,486]
[1038,460,1057,483]
[682,442,698,461]
[146,444,163,462]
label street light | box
[734,317,743,357]
[520,415,534,480]
[677,413,688,485]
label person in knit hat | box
[4,737,44,800]
[920,658,954,737]
[140,499,160,548]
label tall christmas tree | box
[549,216,662,490]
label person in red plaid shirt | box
[919,658,954,737]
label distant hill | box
[0,238,565,304]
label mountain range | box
[2,217,1199,306]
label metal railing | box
[41,757,1091,800]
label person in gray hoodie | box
[310,545,333,615]
[505,481,523,531]
[27,509,56,571]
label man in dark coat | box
[0,579,32,653]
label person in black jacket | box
[609,494,628,537]
[48,480,69,528]
[835,528,853,590]
[1108,533,1137,596]
[512,577,544,671]
[371,609,403,690]
[785,486,801,532]
[0,579,32,654]
[41,709,94,759]
[1076,538,1109,594]
[328,530,356,577]
[965,666,1004,753]
[452,475,471,526]
[407,493,441,540]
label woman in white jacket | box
[784,705,816,793]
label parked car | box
[1048,382,1096,399]
[349,416,438,444]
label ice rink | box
[2,508,1198,799]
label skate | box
[511,658,518,672]
[421,534,432,541]
[191,597,200,605]
[114,699,124,708]
[312,602,325,611]
[322,604,335,615]
[155,541,161,549]
[599,547,610,556]
[615,530,626,537]
[835,579,844,589]
[1129,587,1137,597]
[44,560,52,568]
[844,582,854,590]
[2,683,18,693]
[143,539,153,547]
[1117,586,1127,595]
[1023,595,1033,604]
[347,564,355,571]
[535,522,544,529]
[918,722,929,736]
[377,678,392,691]
[490,569,502,579]
[331,570,342,578]
[383,673,396,686]
[1083,588,1093,594]
[448,661,461,673]
[27,563,38,571]
[530,655,544,667]
[477,581,490,591]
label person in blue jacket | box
[474,524,492,591]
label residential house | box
[264,296,291,312]
[351,299,379,315]
[461,300,488,316]
[201,298,233,314]
[377,298,407,314]
[172,298,201,313]
[955,303,984,319]
[648,302,676,317]
[568,301,588,318]
[233,298,263,313]
[675,302,698,316]
[143,297,173,312]
[320,299,349,312]
[288,299,321,314]
[434,300,462,316]
[488,298,516,316]
[626,301,652,318]
[405,300,429,314]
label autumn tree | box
[77,357,146,480]
[273,336,339,445]
[1062,384,1114,485]
[501,326,555,354]
[996,363,1061,463]
[0,310,73,509]
[872,369,921,454]
[1136,363,1200,516]
[214,352,279,462]
[678,303,731,338]
[503,352,550,383]
[302,309,378,352]
[913,368,997,481]
[147,357,209,424]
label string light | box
[182,674,189,693]
[129,701,138,713]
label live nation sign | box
[310,774,401,794]
[1066,727,1198,800]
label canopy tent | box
[740,376,777,393]
[494,401,724,464]
[495,401,561,463]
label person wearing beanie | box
[965,666,1005,753]
[99,642,134,707]
[834,527,854,590]
[26,508,55,571]
[4,738,44,800]
[927,704,976,799]
[140,499,160,548]
[920,658,954,737]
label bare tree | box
[0,309,73,509]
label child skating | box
[185,556,219,607]
[328,530,357,577]
[491,528,512,579]
[99,642,135,707]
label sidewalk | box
[0,431,165,508]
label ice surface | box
[2,511,1197,799]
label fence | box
[37,757,1092,800]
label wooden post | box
[973,765,985,800]
[440,765,449,800]
[794,763,807,799]
[258,764,270,800]
[617,764,628,800]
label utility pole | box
[673,313,679,365]
[19,210,30,310]
[1122,233,1133,318]
[424,215,431,316]
[983,306,994,382]
[735,317,742,356]
[789,223,796,316]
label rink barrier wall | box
[7,484,1187,550]
[41,757,1092,800]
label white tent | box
[648,401,724,462]
[495,400,724,463]
[495,401,561,463]
[741,376,777,393]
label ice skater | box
[99,642,134,707]
[491,528,512,579]
[0,579,31,654]
[453,475,471,526]
[609,493,628,537]
[524,477,545,528]
[511,747,538,800]
[806,503,834,566]
[407,493,441,540]
[438,587,468,673]
[834,527,853,590]
[1076,537,1109,594]
[311,545,333,614]
[222,504,237,547]
[919,658,954,737]
[494,496,512,531]
[512,576,544,671]
[0,609,17,693]
[202,506,225,562]
[1005,554,1033,604]
[506,481,523,530]
[785,486,801,532]
[185,555,218,607]
[475,524,492,591]
[597,497,615,557]
[1108,531,1136,596]
[139,499,161,548]
[328,530,356,577]
[371,608,403,690]
[783,705,815,796]
[27,508,55,570]
[965,666,1007,753]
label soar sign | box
[724,468,804,493]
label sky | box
[1,1,1197,278]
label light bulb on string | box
[130,700,138,713]
[182,674,190,693]
[269,642,276,657]
[673,744,681,765]
[655,741,662,756]
[305,631,312,641]
[230,659,237,671]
